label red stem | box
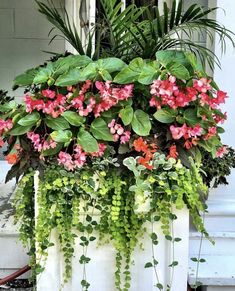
[0,265,31,286]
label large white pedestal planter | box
[34,174,189,291]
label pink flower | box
[187,124,203,138]
[216,90,227,104]
[216,146,228,158]
[42,89,56,99]
[120,131,131,144]
[170,124,187,140]
[0,119,13,132]
[193,78,211,93]
[204,127,217,140]
[58,151,75,171]
[91,143,107,157]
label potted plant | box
[0,1,234,290]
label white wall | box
[0,0,65,100]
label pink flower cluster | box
[0,119,13,147]
[216,145,228,158]
[199,90,227,109]
[58,143,106,171]
[108,119,131,144]
[170,123,203,149]
[27,132,57,152]
[25,91,66,118]
[170,123,203,140]
[150,76,197,109]
[150,76,228,112]
[0,119,13,133]
[93,81,133,117]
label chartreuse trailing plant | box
[0,50,233,290]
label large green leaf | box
[13,68,39,87]
[184,108,201,126]
[33,64,54,84]
[18,112,41,127]
[55,68,82,86]
[62,111,85,126]
[97,58,126,73]
[45,116,70,130]
[119,106,133,125]
[138,62,160,85]
[166,62,190,80]
[51,130,72,143]
[90,118,114,141]
[131,110,151,136]
[0,101,17,112]
[113,58,144,84]
[77,128,99,153]
[154,108,177,123]
[8,124,33,136]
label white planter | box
[34,173,189,291]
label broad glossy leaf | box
[62,111,85,126]
[18,112,40,127]
[154,108,177,123]
[138,63,160,85]
[97,58,126,73]
[113,67,139,84]
[33,64,54,84]
[8,124,33,136]
[51,130,72,143]
[131,110,151,136]
[184,108,201,126]
[119,105,133,125]
[0,101,17,112]
[90,118,114,141]
[45,116,70,130]
[77,128,99,152]
[13,68,39,87]
[166,62,190,80]
[55,68,83,86]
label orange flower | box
[138,156,153,170]
[133,137,148,152]
[167,145,178,160]
[6,153,18,165]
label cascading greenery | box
[14,152,208,290]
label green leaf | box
[0,100,17,112]
[191,257,198,262]
[113,67,139,84]
[184,108,201,126]
[156,50,187,66]
[80,62,98,81]
[138,62,160,85]
[62,111,85,126]
[18,112,40,127]
[169,261,178,267]
[144,262,153,268]
[13,68,39,87]
[154,108,177,123]
[45,116,70,130]
[97,57,126,73]
[55,68,83,86]
[77,128,99,153]
[99,69,112,81]
[166,61,190,80]
[90,118,114,141]
[51,130,72,143]
[8,124,33,136]
[119,106,133,126]
[131,110,151,136]
[33,65,54,84]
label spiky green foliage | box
[36,0,235,68]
